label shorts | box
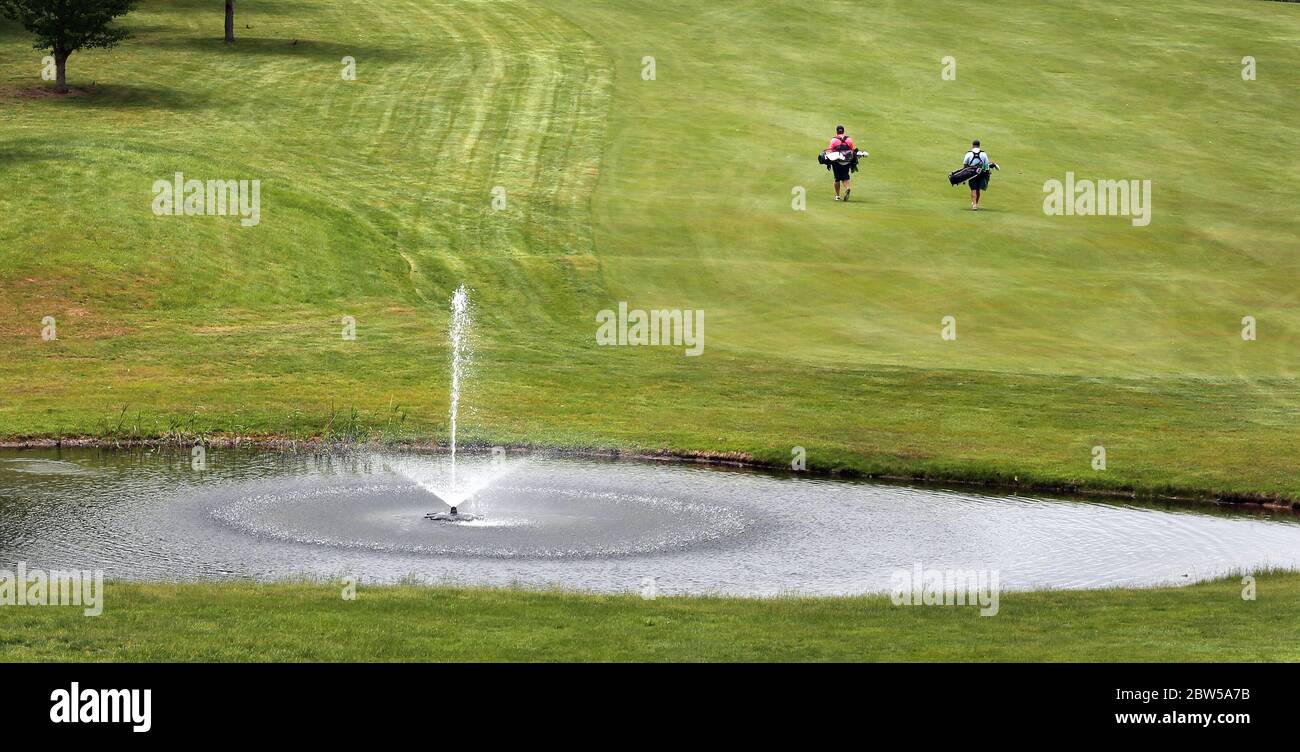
[832,162,852,181]
[970,171,990,191]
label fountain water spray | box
[448,284,470,495]
[383,284,519,520]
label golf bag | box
[948,164,981,186]
[950,158,999,186]
[819,148,869,173]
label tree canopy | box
[0,0,137,91]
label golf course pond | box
[2,448,1298,596]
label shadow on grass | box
[0,82,209,112]
[0,17,31,43]
[148,35,412,63]
[0,138,73,166]
[159,0,323,14]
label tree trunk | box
[225,0,235,44]
[54,48,69,93]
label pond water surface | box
[1,448,1297,595]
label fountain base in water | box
[424,509,481,523]
[414,486,483,522]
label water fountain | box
[447,283,469,499]
[382,283,488,523]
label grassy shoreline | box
[2,573,1297,662]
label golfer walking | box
[828,125,855,201]
[963,139,996,210]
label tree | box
[0,0,137,93]
[225,0,234,44]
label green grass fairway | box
[1,0,1297,500]
[2,572,1297,661]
